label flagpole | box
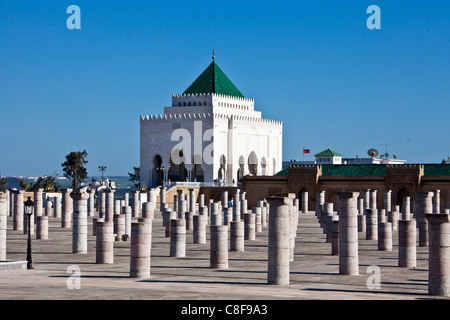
[303,147,304,162]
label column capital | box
[70,188,90,201]
[273,193,295,199]
[426,213,450,224]
[417,191,434,199]
[337,191,360,200]
[266,196,292,207]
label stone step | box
[0,261,28,271]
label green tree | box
[30,174,60,192]
[0,177,7,192]
[128,166,140,189]
[19,179,29,191]
[61,150,88,190]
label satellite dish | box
[380,154,384,159]
[393,154,397,159]
[367,148,379,158]
[385,153,389,158]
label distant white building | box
[282,148,406,169]
[342,157,406,165]
[140,57,283,187]
[314,149,343,165]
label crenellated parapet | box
[140,111,282,128]
[172,93,255,110]
[290,164,320,169]
[386,164,424,169]
[288,164,322,192]
[172,92,254,101]
[172,93,213,107]
[386,164,424,188]
[172,93,212,98]
[289,164,322,176]
[214,113,282,127]
[211,93,254,103]
[140,113,214,121]
[386,164,424,175]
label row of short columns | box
[1,186,163,279]
[314,188,450,296]
[59,187,299,285]
[95,188,158,279]
[4,185,450,296]
[2,187,155,271]
[166,189,261,260]
[6,188,76,239]
[1,187,299,284]
[164,189,294,283]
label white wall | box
[140,94,283,185]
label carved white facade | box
[140,64,283,187]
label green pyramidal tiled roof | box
[183,61,244,98]
[314,149,343,157]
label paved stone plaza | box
[0,207,446,301]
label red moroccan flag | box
[303,148,310,154]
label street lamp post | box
[24,196,34,269]
[98,166,107,185]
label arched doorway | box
[248,151,258,176]
[396,187,411,212]
[151,154,163,187]
[218,155,226,180]
[168,149,187,182]
[261,157,267,176]
[218,167,225,180]
[298,187,307,211]
[192,154,204,182]
[238,155,245,181]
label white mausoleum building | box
[140,56,283,187]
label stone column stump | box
[193,214,207,244]
[230,221,245,252]
[267,196,290,285]
[210,225,229,269]
[130,221,152,279]
[365,208,378,240]
[338,192,359,275]
[96,220,114,264]
[426,213,450,296]
[170,219,186,257]
[71,188,90,254]
[398,219,416,268]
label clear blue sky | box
[1,0,449,177]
